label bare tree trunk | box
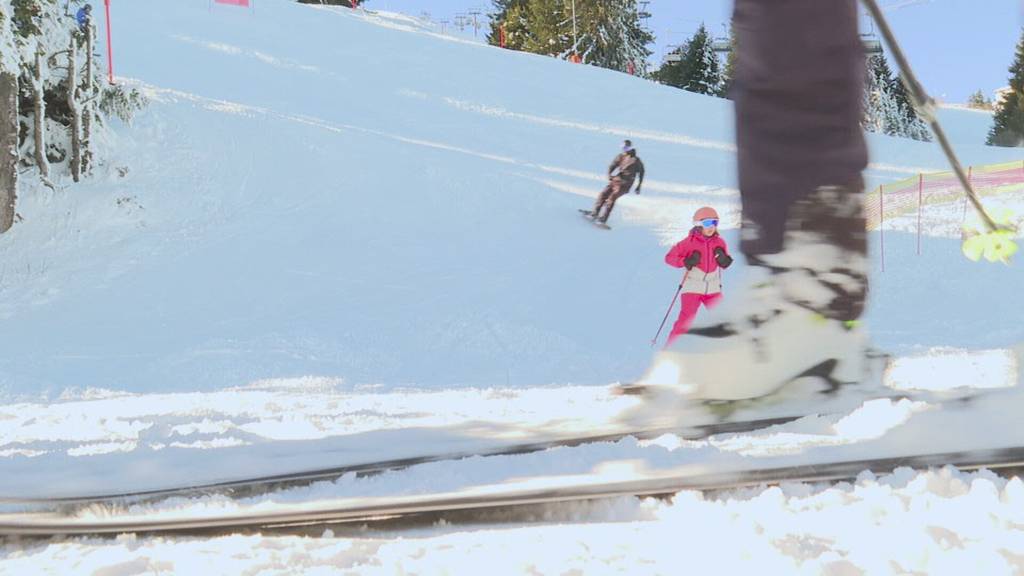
[33,45,50,180]
[0,71,18,233]
[67,34,81,183]
[82,23,94,173]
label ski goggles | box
[698,218,719,227]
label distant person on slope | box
[76,4,92,31]
[663,207,732,346]
[583,140,645,224]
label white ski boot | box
[639,182,872,401]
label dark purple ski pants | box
[732,0,869,256]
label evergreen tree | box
[863,55,895,135]
[488,0,652,75]
[11,0,45,38]
[523,0,570,57]
[574,0,652,75]
[487,0,529,49]
[862,52,930,141]
[718,25,737,98]
[654,23,721,96]
[886,63,930,141]
[683,24,720,95]
[1,2,19,233]
[0,0,145,232]
[988,28,1024,146]
[0,5,17,75]
[967,89,992,110]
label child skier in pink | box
[664,207,733,346]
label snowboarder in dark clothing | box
[641,0,872,401]
[584,140,645,224]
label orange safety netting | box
[865,160,1024,230]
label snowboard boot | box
[639,181,871,400]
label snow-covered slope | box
[937,104,997,146]
[1,0,1021,401]
[2,2,1024,572]
[1,1,737,398]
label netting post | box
[879,184,885,272]
[917,173,923,256]
[962,166,973,222]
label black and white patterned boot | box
[639,182,870,400]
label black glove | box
[683,250,701,270]
[714,247,733,269]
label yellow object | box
[962,230,1019,264]
[962,209,1019,263]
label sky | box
[369,0,1022,103]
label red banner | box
[215,0,250,6]
[105,0,114,84]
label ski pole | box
[651,281,684,347]
[861,0,1005,234]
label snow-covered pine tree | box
[886,62,930,141]
[574,0,652,75]
[523,0,570,58]
[30,43,48,180]
[654,23,720,96]
[1,1,18,232]
[489,0,652,75]
[988,29,1024,146]
[686,24,720,94]
[718,25,736,98]
[863,54,895,135]
[863,52,929,141]
[487,0,529,50]
[0,0,145,232]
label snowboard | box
[578,209,611,230]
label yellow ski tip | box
[962,209,1020,264]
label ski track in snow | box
[135,81,971,251]
[441,96,739,152]
[137,81,737,228]
[171,35,323,74]
[441,96,940,178]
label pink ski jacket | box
[665,227,731,295]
